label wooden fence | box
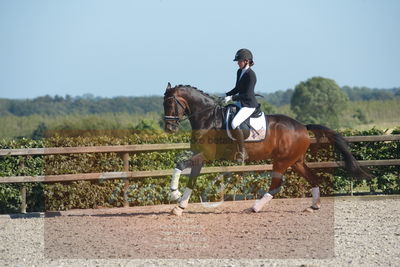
[1,135,400,213]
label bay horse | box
[163,83,369,215]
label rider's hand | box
[224,95,232,103]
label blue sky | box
[0,0,399,99]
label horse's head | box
[163,82,190,133]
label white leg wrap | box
[311,187,321,209]
[169,189,182,202]
[252,193,273,213]
[170,168,182,190]
[178,188,192,209]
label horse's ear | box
[167,82,172,89]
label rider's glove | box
[224,95,232,103]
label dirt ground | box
[44,198,334,259]
[1,195,399,266]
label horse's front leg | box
[169,159,191,202]
[171,153,205,216]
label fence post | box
[122,152,130,207]
[19,158,27,213]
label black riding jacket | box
[226,68,258,108]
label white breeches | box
[231,107,256,129]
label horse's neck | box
[183,90,221,130]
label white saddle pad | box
[226,109,267,142]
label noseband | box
[164,95,189,126]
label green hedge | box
[0,128,399,213]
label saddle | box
[223,104,268,142]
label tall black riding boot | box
[232,129,248,165]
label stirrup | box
[234,151,248,164]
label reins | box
[164,95,223,127]
[164,89,264,130]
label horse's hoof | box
[311,205,320,210]
[312,199,321,209]
[241,208,254,214]
[303,206,319,213]
[171,206,184,216]
[252,203,263,213]
[303,207,314,213]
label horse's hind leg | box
[291,158,323,209]
[252,160,292,212]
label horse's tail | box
[306,124,372,179]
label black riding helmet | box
[233,48,253,61]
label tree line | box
[265,86,400,106]
[0,95,163,116]
[1,86,399,117]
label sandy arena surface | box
[0,195,399,266]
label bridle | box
[164,94,222,128]
[164,95,190,127]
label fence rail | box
[1,134,399,213]
[1,135,400,157]
[1,159,400,184]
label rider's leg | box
[231,128,247,164]
[231,107,256,129]
[231,107,255,164]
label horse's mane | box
[164,84,214,100]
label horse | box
[163,83,370,215]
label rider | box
[224,48,258,164]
